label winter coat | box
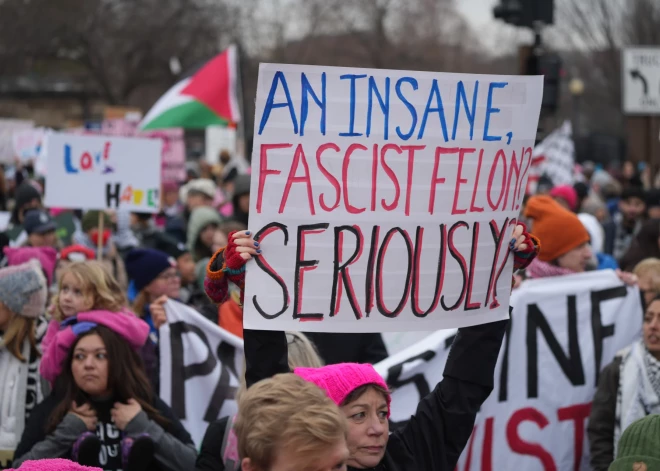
[240,319,508,471]
[0,316,49,468]
[13,393,196,471]
[303,332,388,365]
[587,357,621,471]
[39,311,150,386]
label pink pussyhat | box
[295,363,391,417]
[15,458,102,471]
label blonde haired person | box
[39,261,150,387]
[196,331,324,471]
[236,373,349,471]
[0,260,49,467]
[633,258,660,308]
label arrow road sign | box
[630,69,648,95]
[623,48,660,115]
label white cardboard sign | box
[244,64,544,332]
[44,133,162,212]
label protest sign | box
[0,119,34,163]
[44,133,161,212]
[244,64,544,332]
[375,270,642,470]
[101,119,186,183]
[527,121,575,194]
[159,300,244,447]
[12,127,46,161]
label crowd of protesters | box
[0,154,659,471]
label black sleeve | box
[360,333,388,364]
[14,395,57,463]
[243,329,289,388]
[587,359,620,471]
[603,222,615,256]
[154,397,194,446]
[196,418,228,471]
[393,318,508,471]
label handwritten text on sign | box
[244,64,544,332]
[44,133,162,213]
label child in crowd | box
[39,261,149,387]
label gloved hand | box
[71,321,98,336]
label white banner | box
[0,119,33,163]
[375,270,642,471]
[44,133,162,212]
[245,64,544,333]
[159,301,244,447]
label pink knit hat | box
[294,363,391,417]
[4,246,57,286]
[550,185,579,212]
[15,458,102,471]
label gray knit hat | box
[609,415,660,471]
[0,259,47,319]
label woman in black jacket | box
[204,226,539,471]
[14,324,196,471]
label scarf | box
[613,340,660,454]
[612,212,642,261]
[525,258,575,279]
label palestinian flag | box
[140,45,241,130]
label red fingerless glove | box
[512,222,540,271]
[224,231,248,273]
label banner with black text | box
[159,301,244,447]
[375,270,642,470]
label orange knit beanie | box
[524,195,590,262]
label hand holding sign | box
[229,231,261,262]
[150,295,169,329]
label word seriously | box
[258,72,518,144]
[256,143,533,218]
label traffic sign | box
[623,47,660,115]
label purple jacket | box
[40,309,150,385]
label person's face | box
[59,273,94,318]
[29,230,57,248]
[643,300,660,359]
[340,388,389,469]
[0,302,14,331]
[639,273,660,309]
[199,224,217,248]
[212,230,229,253]
[177,253,196,285]
[238,194,250,214]
[556,242,593,273]
[619,197,646,222]
[164,190,179,207]
[242,439,349,471]
[72,334,110,397]
[146,266,181,299]
[648,206,660,220]
[19,199,41,223]
[187,194,213,211]
[623,161,635,178]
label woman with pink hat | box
[205,225,539,471]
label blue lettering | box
[452,80,479,141]
[483,82,508,142]
[395,77,418,140]
[258,71,299,135]
[367,76,391,140]
[418,79,449,141]
[300,72,326,136]
[339,74,367,137]
[64,144,78,174]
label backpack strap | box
[221,415,240,471]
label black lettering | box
[330,226,363,319]
[105,183,121,208]
[204,342,239,422]
[498,307,513,402]
[170,321,218,418]
[375,227,413,318]
[591,286,626,384]
[294,223,329,320]
[526,297,585,399]
[253,222,290,319]
[440,221,469,311]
